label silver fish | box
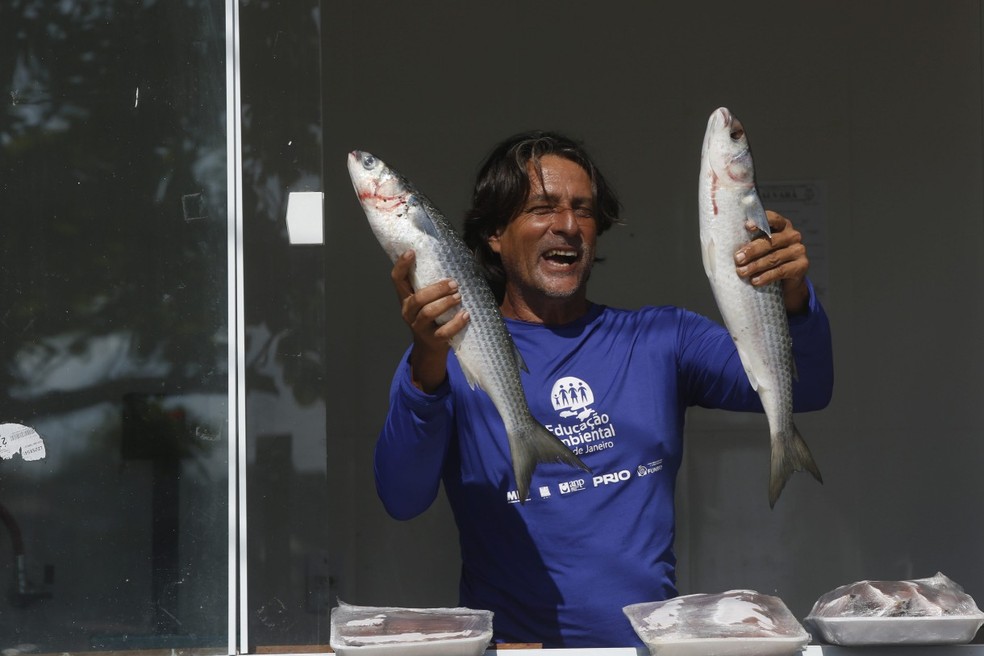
[697,107,822,507]
[347,150,589,501]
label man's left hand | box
[734,210,810,314]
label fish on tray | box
[329,601,492,655]
[347,151,589,502]
[808,572,982,619]
[805,572,984,646]
[698,106,822,507]
[624,589,810,655]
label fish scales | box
[697,107,822,507]
[347,151,589,502]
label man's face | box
[488,154,598,304]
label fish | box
[347,150,589,502]
[807,573,983,621]
[697,107,822,507]
[804,572,984,645]
[624,590,810,645]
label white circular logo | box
[550,376,596,419]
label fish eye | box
[361,153,377,170]
[730,128,744,140]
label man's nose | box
[550,208,579,234]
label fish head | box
[347,150,420,260]
[347,150,409,213]
[701,107,755,188]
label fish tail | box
[511,423,591,503]
[769,423,823,508]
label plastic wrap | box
[805,572,984,645]
[624,590,810,656]
[329,601,493,656]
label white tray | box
[633,634,809,656]
[624,591,811,656]
[330,603,493,656]
[804,614,984,646]
[332,633,490,656]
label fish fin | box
[457,355,482,391]
[700,234,716,278]
[512,340,529,374]
[409,197,443,240]
[733,340,761,391]
[511,422,591,504]
[769,423,823,508]
[742,190,772,238]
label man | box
[373,131,833,648]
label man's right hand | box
[391,250,470,393]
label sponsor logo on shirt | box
[558,479,586,494]
[636,459,663,476]
[505,490,528,504]
[592,469,631,487]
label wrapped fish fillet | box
[329,601,492,656]
[805,572,984,645]
[624,590,810,656]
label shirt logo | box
[505,490,527,504]
[593,469,632,487]
[550,376,597,421]
[558,479,586,494]
[545,375,616,457]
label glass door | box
[1,1,232,651]
[237,0,329,649]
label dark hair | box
[463,130,622,302]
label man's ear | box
[487,232,502,254]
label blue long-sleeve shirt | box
[374,285,833,648]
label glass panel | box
[238,0,330,649]
[1,1,229,651]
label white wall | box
[321,0,984,624]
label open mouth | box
[543,248,580,267]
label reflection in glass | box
[1,1,229,650]
[238,0,330,648]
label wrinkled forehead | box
[524,154,594,201]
